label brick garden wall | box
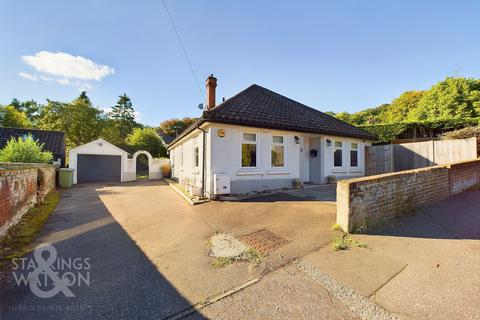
[337,158,480,232]
[0,163,56,237]
[449,159,480,194]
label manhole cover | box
[239,229,289,254]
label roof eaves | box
[166,118,205,149]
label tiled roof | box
[0,127,65,156]
[168,84,376,148]
[158,132,175,145]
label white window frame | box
[333,141,343,168]
[350,142,359,168]
[193,136,199,169]
[241,132,258,169]
[180,145,184,168]
[270,134,286,169]
[193,146,199,169]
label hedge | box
[360,118,480,143]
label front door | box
[308,137,322,184]
[299,136,309,182]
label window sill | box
[266,169,289,175]
[349,169,363,173]
[332,169,347,173]
[237,170,263,176]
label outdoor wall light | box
[294,136,300,144]
[326,139,332,147]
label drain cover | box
[239,229,289,254]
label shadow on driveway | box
[0,183,204,320]
[238,185,336,202]
[366,190,480,240]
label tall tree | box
[109,93,137,139]
[418,77,480,120]
[0,105,32,128]
[159,117,197,137]
[384,91,426,123]
[77,91,91,104]
[126,127,167,157]
[39,93,104,148]
[9,98,42,126]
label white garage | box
[69,138,169,184]
[69,138,129,184]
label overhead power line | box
[162,0,204,98]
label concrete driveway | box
[98,180,339,296]
[1,180,340,319]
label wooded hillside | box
[327,77,480,142]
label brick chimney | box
[206,74,217,110]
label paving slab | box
[187,264,359,320]
[303,246,406,297]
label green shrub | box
[125,127,167,157]
[0,135,53,163]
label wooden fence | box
[366,137,477,175]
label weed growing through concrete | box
[333,236,349,250]
[333,234,368,251]
[211,256,234,268]
[244,247,263,264]
[331,223,342,231]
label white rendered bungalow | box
[167,75,376,198]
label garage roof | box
[69,138,129,154]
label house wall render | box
[170,123,371,196]
[0,163,56,237]
[337,158,480,232]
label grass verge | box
[0,190,61,271]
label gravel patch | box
[296,260,404,320]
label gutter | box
[197,127,207,198]
[167,118,205,150]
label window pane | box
[242,144,257,167]
[194,147,199,167]
[243,133,256,142]
[271,145,284,167]
[334,149,342,167]
[272,136,283,144]
[350,150,358,167]
[335,141,342,148]
[351,143,358,150]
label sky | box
[1,0,479,126]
